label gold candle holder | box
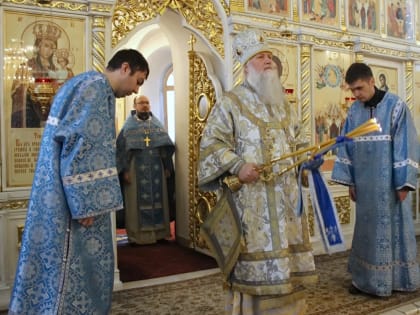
[28,77,56,121]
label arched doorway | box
[111,6,227,286]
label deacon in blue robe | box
[8,49,149,314]
[116,97,175,244]
[332,62,420,297]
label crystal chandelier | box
[3,38,33,84]
[4,37,58,126]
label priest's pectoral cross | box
[144,136,151,147]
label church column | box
[404,60,414,111]
[91,16,106,72]
[300,44,311,139]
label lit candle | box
[35,77,52,83]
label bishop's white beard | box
[246,65,285,107]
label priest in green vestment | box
[116,95,175,244]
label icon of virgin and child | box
[11,21,74,128]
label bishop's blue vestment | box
[331,91,420,296]
[8,71,123,314]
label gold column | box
[292,3,298,22]
[340,0,346,31]
[187,36,217,248]
[188,47,197,246]
[405,60,414,111]
[91,17,106,72]
[300,45,311,139]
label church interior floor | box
[3,243,420,314]
[111,244,420,315]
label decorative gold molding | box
[230,0,244,12]
[0,199,29,210]
[188,47,217,248]
[334,196,351,225]
[2,0,88,12]
[89,3,114,14]
[312,37,353,49]
[358,43,407,59]
[265,29,298,41]
[307,195,351,236]
[219,0,230,16]
[111,0,224,57]
[299,34,354,50]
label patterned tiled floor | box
[111,250,420,315]
[3,250,420,314]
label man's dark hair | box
[106,49,150,79]
[345,62,373,84]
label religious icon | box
[378,73,389,92]
[3,10,85,188]
[348,0,379,33]
[11,21,74,128]
[247,0,289,16]
[301,0,338,26]
[386,0,414,40]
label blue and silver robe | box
[8,71,123,314]
[116,114,175,244]
[198,84,317,314]
[331,92,420,296]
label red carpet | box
[117,239,218,282]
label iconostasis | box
[239,0,419,171]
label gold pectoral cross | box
[144,136,151,147]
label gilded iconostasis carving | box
[1,0,419,188]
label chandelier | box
[3,38,33,83]
[4,38,58,126]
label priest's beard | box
[246,65,285,107]
[137,111,151,120]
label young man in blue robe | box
[332,62,420,297]
[116,95,175,244]
[8,49,149,315]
